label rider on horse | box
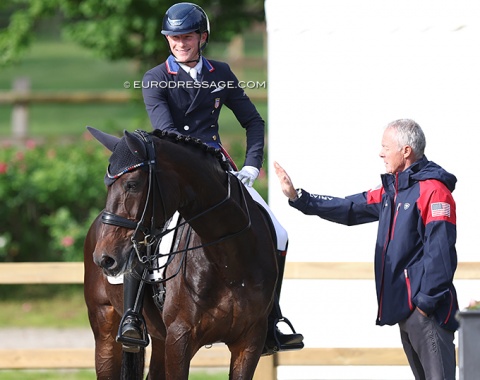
[117,2,304,355]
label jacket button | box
[210,125,215,128]
[184,125,190,131]
[212,135,217,140]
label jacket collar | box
[381,155,456,195]
[381,156,429,193]
[165,55,215,75]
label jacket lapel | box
[186,57,216,114]
[166,55,197,100]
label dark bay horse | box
[84,127,278,379]
[84,212,166,379]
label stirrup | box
[116,309,149,352]
[262,317,304,356]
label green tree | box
[0,0,264,68]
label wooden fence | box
[1,262,479,379]
[0,76,267,141]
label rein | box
[101,130,252,283]
[143,173,252,272]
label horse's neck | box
[179,172,250,242]
[157,141,249,241]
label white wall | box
[266,1,480,378]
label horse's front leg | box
[227,322,267,380]
[87,301,123,379]
[164,324,195,380]
[145,335,167,379]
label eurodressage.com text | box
[133,80,267,90]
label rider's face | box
[166,32,207,67]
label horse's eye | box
[125,181,139,192]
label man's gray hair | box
[386,119,426,158]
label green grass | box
[0,40,139,91]
[0,40,148,139]
[0,369,228,379]
[0,285,89,328]
[0,102,148,138]
[0,370,96,380]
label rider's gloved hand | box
[235,166,259,187]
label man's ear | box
[403,145,413,159]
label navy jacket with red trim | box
[142,55,265,169]
[290,156,459,331]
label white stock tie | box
[190,68,198,82]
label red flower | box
[61,236,75,247]
[0,162,7,174]
[25,139,37,150]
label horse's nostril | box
[100,254,116,270]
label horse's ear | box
[124,130,147,159]
[87,126,120,152]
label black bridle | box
[101,130,252,283]
[102,130,162,262]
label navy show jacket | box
[290,156,459,331]
[142,55,265,169]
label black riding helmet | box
[161,2,210,58]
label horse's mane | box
[151,129,231,171]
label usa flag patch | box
[431,202,451,217]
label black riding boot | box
[116,271,149,352]
[263,250,304,356]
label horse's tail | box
[121,347,145,380]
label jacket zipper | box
[378,240,387,321]
[390,204,401,240]
[390,174,400,240]
[404,269,414,311]
[378,174,400,322]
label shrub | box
[0,133,108,262]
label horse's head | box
[88,127,167,277]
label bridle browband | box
[101,130,252,283]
